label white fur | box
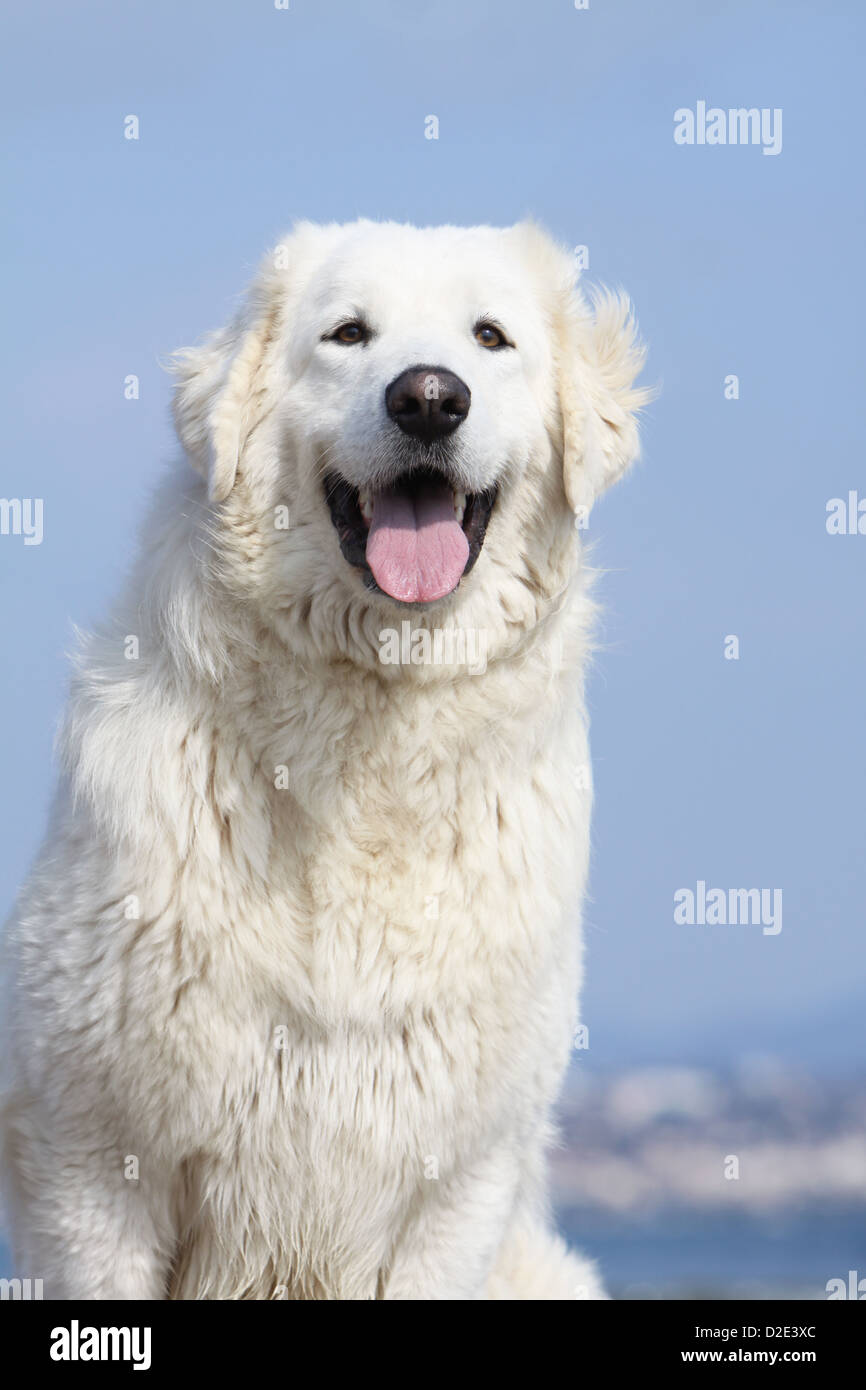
[0,220,647,1299]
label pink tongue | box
[366,479,469,603]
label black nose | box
[385,365,471,443]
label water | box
[558,1206,866,1300]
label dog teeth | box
[453,490,466,524]
[358,487,374,523]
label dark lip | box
[323,467,498,602]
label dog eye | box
[474,321,509,349]
[329,321,368,345]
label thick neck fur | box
[60,469,593,881]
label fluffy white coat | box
[0,220,648,1299]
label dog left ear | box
[557,289,652,519]
[170,307,275,504]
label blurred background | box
[1,0,864,1298]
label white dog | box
[0,220,648,1299]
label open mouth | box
[324,467,497,604]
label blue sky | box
[1,0,864,1073]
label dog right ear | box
[170,307,275,504]
[171,224,346,502]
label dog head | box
[171,220,649,670]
